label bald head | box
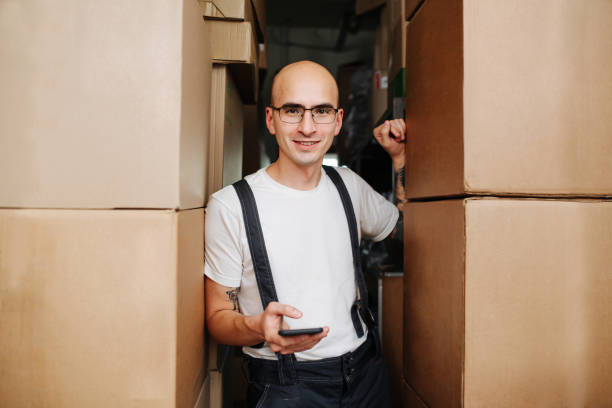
[270,61,339,107]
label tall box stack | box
[202,0,266,104]
[403,1,612,407]
[0,1,211,407]
[209,65,244,195]
[200,2,266,406]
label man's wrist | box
[391,155,405,172]
[243,314,265,343]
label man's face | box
[266,65,343,169]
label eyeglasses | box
[270,104,339,124]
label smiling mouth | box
[294,140,320,146]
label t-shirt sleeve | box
[349,170,399,242]
[204,194,244,288]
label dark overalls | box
[233,166,392,408]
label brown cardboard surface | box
[404,198,612,407]
[201,0,250,20]
[209,20,258,102]
[176,210,207,408]
[404,200,465,407]
[403,379,428,408]
[405,0,422,20]
[404,0,464,199]
[405,0,612,199]
[382,275,403,408]
[0,0,211,209]
[208,65,244,198]
[200,0,265,42]
[0,208,205,407]
[209,20,256,64]
[390,0,423,24]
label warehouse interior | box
[2,0,612,407]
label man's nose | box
[297,110,316,135]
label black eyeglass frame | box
[269,104,341,124]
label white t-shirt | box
[204,166,398,361]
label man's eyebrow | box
[280,103,304,108]
[279,103,336,108]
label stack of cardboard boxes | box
[0,1,210,406]
[361,1,425,405]
[200,1,266,407]
[403,1,612,407]
[0,0,264,406]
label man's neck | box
[266,159,323,191]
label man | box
[205,60,406,407]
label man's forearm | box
[383,163,405,266]
[393,164,406,213]
[207,309,264,347]
[205,279,265,346]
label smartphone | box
[278,327,323,336]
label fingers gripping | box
[261,302,329,354]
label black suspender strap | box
[232,179,297,385]
[322,165,375,337]
[233,179,279,310]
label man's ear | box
[265,107,276,135]
[333,108,344,136]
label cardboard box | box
[355,0,386,15]
[403,379,427,408]
[382,274,403,408]
[371,69,389,125]
[208,65,244,197]
[405,0,422,20]
[0,0,211,209]
[200,0,265,42]
[403,198,612,407]
[208,20,258,102]
[0,209,206,407]
[405,0,612,199]
[209,21,256,64]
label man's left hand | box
[373,119,406,170]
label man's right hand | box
[254,301,329,355]
[205,278,329,353]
